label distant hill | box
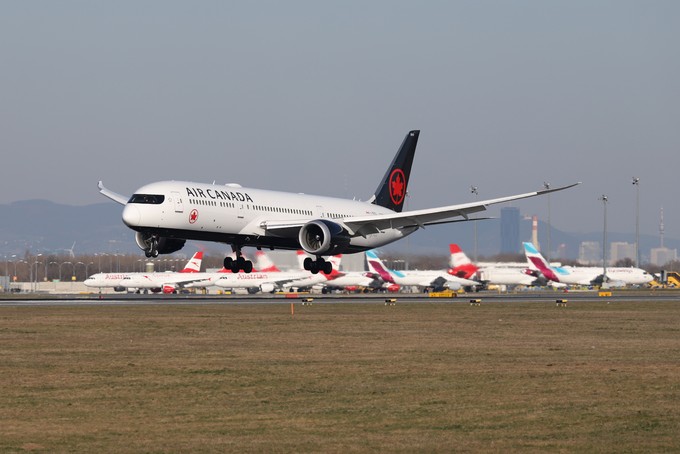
[1,200,676,262]
[0,200,136,256]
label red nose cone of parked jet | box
[122,204,141,227]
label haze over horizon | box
[2,1,678,239]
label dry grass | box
[1,300,680,452]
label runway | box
[1,289,679,307]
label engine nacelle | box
[135,232,186,254]
[260,283,275,293]
[298,220,350,255]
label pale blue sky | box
[1,1,678,237]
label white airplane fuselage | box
[549,266,653,286]
[84,271,222,292]
[122,181,414,253]
[215,270,327,291]
[476,267,541,286]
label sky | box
[1,1,679,239]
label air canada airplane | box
[99,130,578,274]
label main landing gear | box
[303,256,333,275]
[144,237,160,258]
[224,246,253,273]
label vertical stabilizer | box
[256,251,281,272]
[523,242,560,282]
[180,251,203,273]
[448,244,478,279]
[365,250,396,283]
[370,130,420,212]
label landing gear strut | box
[303,256,333,275]
[224,246,253,273]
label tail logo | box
[189,209,199,224]
[389,169,406,205]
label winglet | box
[98,181,129,205]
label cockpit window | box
[128,194,165,204]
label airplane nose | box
[122,204,141,227]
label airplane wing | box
[342,183,580,235]
[261,183,579,237]
[428,274,479,288]
[98,181,129,205]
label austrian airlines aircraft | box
[98,130,578,274]
[84,251,209,293]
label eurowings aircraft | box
[524,242,654,286]
[98,130,578,274]
[366,250,479,291]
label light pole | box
[32,260,42,292]
[600,195,608,282]
[61,261,73,282]
[470,185,479,262]
[10,255,17,281]
[632,177,640,268]
[544,182,551,262]
[79,262,94,279]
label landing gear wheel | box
[224,251,254,273]
[322,261,333,275]
[243,261,253,273]
[303,257,313,271]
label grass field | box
[1,300,680,452]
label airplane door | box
[315,205,325,218]
[171,191,183,213]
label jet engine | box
[298,220,350,255]
[135,232,186,255]
[260,283,275,293]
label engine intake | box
[298,220,350,255]
[135,232,186,255]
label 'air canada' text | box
[186,187,254,203]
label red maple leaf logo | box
[189,209,199,224]
[389,169,405,205]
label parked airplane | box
[214,268,328,293]
[524,242,654,286]
[447,243,550,287]
[366,250,479,291]
[84,251,210,293]
[98,130,578,275]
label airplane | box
[365,250,479,292]
[447,243,553,288]
[524,242,654,287]
[84,251,213,293]
[214,268,329,293]
[98,130,578,275]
